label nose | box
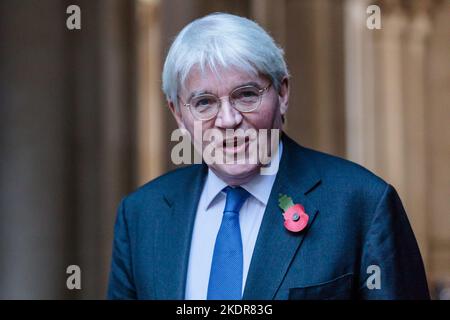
[214,97,243,129]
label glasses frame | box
[180,83,271,121]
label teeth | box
[221,139,244,149]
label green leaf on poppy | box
[278,193,294,212]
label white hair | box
[162,12,289,107]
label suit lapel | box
[153,164,208,299]
[242,135,322,300]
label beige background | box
[0,0,448,299]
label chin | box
[210,163,260,185]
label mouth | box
[221,136,251,154]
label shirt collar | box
[203,140,283,209]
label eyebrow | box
[187,81,263,101]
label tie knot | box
[223,186,250,214]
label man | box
[107,13,429,300]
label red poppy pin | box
[278,194,309,232]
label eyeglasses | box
[180,83,271,121]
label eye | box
[192,95,217,110]
[241,90,258,97]
[196,98,211,106]
[232,87,259,104]
[237,90,258,98]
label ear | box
[278,77,289,116]
[167,100,186,130]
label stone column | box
[402,0,433,270]
[373,0,407,196]
[136,0,165,185]
[426,0,450,297]
[344,0,378,169]
[70,0,136,298]
[0,0,73,299]
[283,0,346,156]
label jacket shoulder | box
[298,144,389,198]
[121,164,204,209]
[308,147,384,181]
[296,145,393,228]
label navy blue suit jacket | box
[107,134,429,299]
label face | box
[168,66,289,186]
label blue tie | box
[207,186,250,300]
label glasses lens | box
[190,94,219,120]
[231,86,261,112]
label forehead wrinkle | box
[187,80,266,102]
[183,66,263,98]
[186,58,257,81]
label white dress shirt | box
[185,142,283,300]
